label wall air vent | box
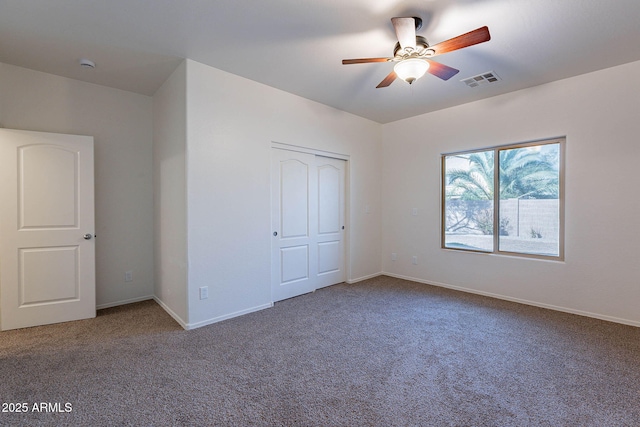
[461,71,501,88]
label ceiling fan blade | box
[342,57,392,65]
[424,59,459,81]
[428,26,490,56]
[391,17,416,50]
[376,70,397,88]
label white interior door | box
[271,149,317,302]
[0,129,95,331]
[271,148,345,302]
[315,156,346,289]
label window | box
[442,138,564,259]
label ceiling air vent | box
[461,71,501,88]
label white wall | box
[184,60,382,328]
[152,62,189,324]
[0,62,155,308]
[381,60,640,326]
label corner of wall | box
[152,59,189,324]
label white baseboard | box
[382,272,640,328]
[347,272,382,284]
[96,295,154,310]
[102,296,273,331]
[152,297,189,329]
[184,303,274,330]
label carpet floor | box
[1,276,639,426]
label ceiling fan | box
[342,17,490,88]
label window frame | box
[441,137,565,261]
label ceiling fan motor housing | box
[393,35,431,57]
[412,16,423,31]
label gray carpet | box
[1,276,639,426]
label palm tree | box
[446,151,494,200]
[447,146,558,202]
[498,147,559,199]
[445,145,559,235]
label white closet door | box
[271,149,317,301]
[0,129,96,330]
[315,156,345,289]
[271,149,346,302]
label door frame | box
[271,141,351,289]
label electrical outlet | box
[124,271,133,282]
[391,253,397,261]
[199,286,209,300]
[412,256,418,265]
[412,208,418,216]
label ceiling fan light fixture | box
[394,58,429,84]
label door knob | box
[273,231,278,236]
[83,233,93,240]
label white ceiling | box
[1,0,640,124]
